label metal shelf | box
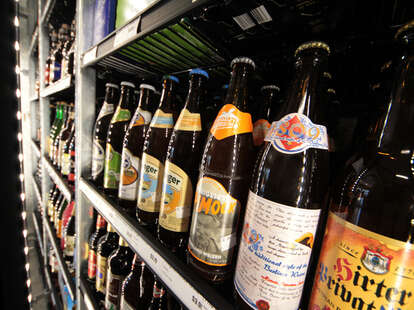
[79,277,100,310]
[44,216,76,301]
[40,0,56,26]
[40,75,72,98]
[44,265,63,310]
[79,178,233,310]
[42,156,73,201]
[30,93,39,101]
[31,139,41,158]
[29,25,39,55]
[32,176,42,205]
[32,212,44,258]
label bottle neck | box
[281,52,327,123]
[105,87,119,105]
[119,86,135,110]
[96,215,106,230]
[258,89,279,120]
[138,88,154,111]
[152,281,165,299]
[158,80,177,112]
[223,63,252,112]
[183,74,205,113]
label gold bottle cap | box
[323,72,332,80]
[294,41,331,57]
[231,57,256,70]
[261,85,280,93]
[395,20,414,40]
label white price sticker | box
[83,46,97,66]
[113,17,141,48]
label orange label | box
[309,212,414,310]
[210,104,253,140]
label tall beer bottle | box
[56,104,74,171]
[105,237,134,310]
[233,41,331,310]
[87,215,107,284]
[91,83,119,188]
[252,85,280,148]
[118,84,156,216]
[104,82,136,198]
[187,57,255,284]
[136,75,180,230]
[48,103,64,158]
[308,22,414,310]
[158,69,209,255]
[147,279,167,310]
[52,103,69,166]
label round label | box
[91,139,105,178]
[119,148,140,201]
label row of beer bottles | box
[86,214,184,310]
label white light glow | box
[27,294,32,303]
[21,211,26,220]
[14,41,20,51]
[15,65,20,74]
[24,247,28,255]
[26,279,30,287]
[16,88,21,98]
[14,16,19,27]
[19,173,24,181]
[23,229,27,237]
[20,193,26,201]
[16,111,22,120]
[18,153,23,161]
[396,174,409,180]
[25,263,29,271]
[17,132,22,141]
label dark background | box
[0,0,30,309]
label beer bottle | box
[136,75,180,230]
[158,69,208,255]
[96,223,119,302]
[252,85,280,148]
[120,254,155,310]
[52,192,64,224]
[308,21,414,310]
[48,103,64,158]
[63,204,76,274]
[55,198,69,239]
[233,41,331,310]
[147,279,167,310]
[91,83,119,188]
[187,57,255,284]
[52,103,69,166]
[56,104,74,171]
[118,84,156,216]
[60,200,75,250]
[67,133,76,189]
[47,185,59,219]
[87,214,107,284]
[104,82,136,198]
[105,237,134,310]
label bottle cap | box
[140,83,156,92]
[162,75,179,84]
[395,20,414,40]
[222,84,229,89]
[323,72,332,80]
[189,68,209,79]
[261,85,280,93]
[230,57,256,70]
[120,81,135,88]
[294,41,330,57]
[105,83,119,89]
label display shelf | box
[32,176,42,206]
[44,216,76,301]
[29,25,39,55]
[31,139,41,158]
[42,156,73,201]
[32,211,44,258]
[44,265,63,310]
[79,178,233,310]
[40,0,56,26]
[81,0,224,76]
[79,277,100,310]
[30,93,39,101]
[40,75,72,98]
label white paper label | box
[234,191,321,310]
[118,148,140,201]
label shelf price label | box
[83,46,97,66]
[113,17,141,48]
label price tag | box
[83,46,97,66]
[113,17,141,48]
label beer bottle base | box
[118,198,137,218]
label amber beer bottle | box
[104,82,136,198]
[118,84,156,216]
[147,279,167,310]
[308,22,414,310]
[187,57,255,284]
[105,237,134,310]
[87,215,107,284]
[252,85,280,148]
[136,75,180,230]
[91,83,119,188]
[158,69,208,254]
[233,42,331,310]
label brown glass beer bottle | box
[308,21,414,310]
[136,75,180,231]
[233,42,331,310]
[118,84,156,216]
[187,57,255,284]
[158,69,208,255]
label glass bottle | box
[147,279,167,310]
[87,215,107,284]
[63,204,76,274]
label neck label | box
[211,104,252,140]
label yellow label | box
[150,109,174,129]
[309,212,414,310]
[175,108,202,131]
[137,153,164,213]
[96,255,107,294]
[159,161,193,232]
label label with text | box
[119,148,140,201]
[87,250,97,280]
[64,235,75,257]
[112,107,131,124]
[234,191,321,310]
[150,109,174,129]
[131,108,152,128]
[175,108,202,131]
[105,271,124,310]
[104,144,122,189]
[96,255,107,294]
[211,104,252,140]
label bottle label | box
[120,298,134,310]
[159,161,193,232]
[131,108,152,128]
[64,235,75,257]
[91,139,105,178]
[105,271,124,310]
[253,119,271,146]
[104,144,122,189]
[96,255,107,294]
[264,113,329,154]
[188,177,240,266]
[113,107,131,123]
[137,153,164,213]
[53,62,61,81]
[98,102,114,119]
[62,152,71,176]
[175,108,202,131]
[119,148,140,201]
[150,109,174,129]
[309,212,414,310]
[87,250,97,280]
[57,219,63,239]
[234,191,321,310]
[210,104,253,140]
